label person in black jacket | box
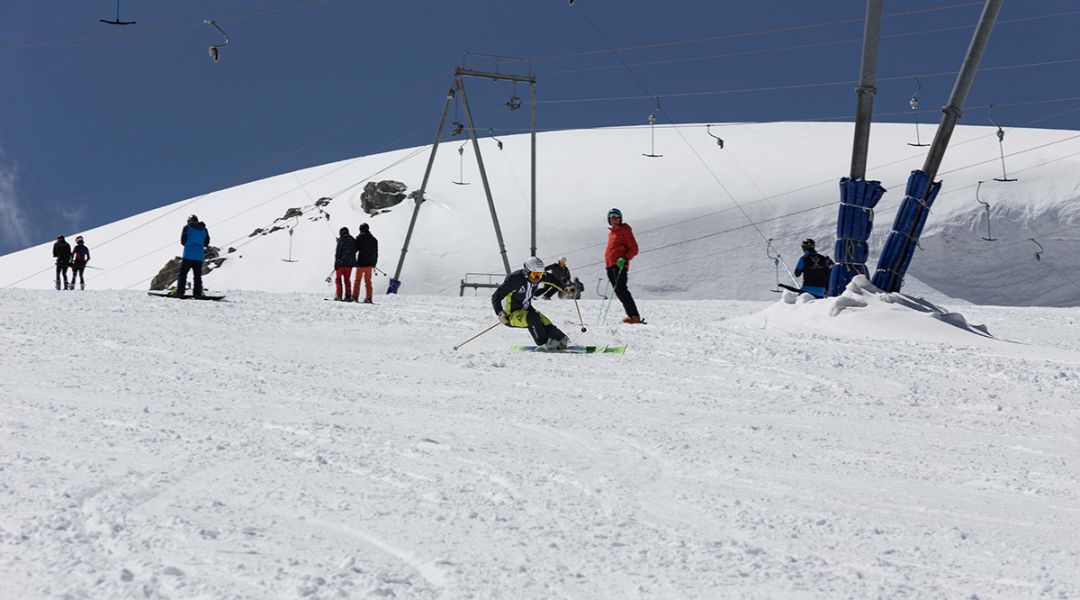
[70,235,91,290]
[52,235,72,290]
[352,223,378,304]
[538,256,572,300]
[333,227,357,301]
[491,257,570,349]
[793,238,834,298]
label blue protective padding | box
[387,278,401,294]
[871,170,942,292]
[828,177,886,296]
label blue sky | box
[2,0,1078,255]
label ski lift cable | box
[109,86,514,289]
[115,144,432,291]
[1,0,337,51]
[534,57,1080,106]
[521,1,985,64]
[1,67,453,290]
[537,9,1080,77]
[561,133,1080,272]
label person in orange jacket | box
[604,208,642,324]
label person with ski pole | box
[538,256,572,300]
[70,235,91,290]
[491,257,570,349]
[333,226,357,301]
[176,215,211,298]
[52,235,72,290]
[351,223,378,304]
[793,238,833,298]
[604,208,642,324]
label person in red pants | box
[351,223,378,303]
[333,227,357,301]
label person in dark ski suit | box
[492,257,570,349]
[177,215,211,298]
[351,223,378,304]
[604,208,642,323]
[538,256,572,300]
[70,235,91,290]
[333,226,357,301]
[793,238,834,298]
[53,235,72,290]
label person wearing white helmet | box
[537,256,572,300]
[491,257,570,349]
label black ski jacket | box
[795,251,834,288]
[53,240,71,266]
[543,262,571,286]
[72,243,91,266]
[355,232,378,267]
[335,234,358,268]
[491,269,560,315]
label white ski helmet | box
[523,256,545,274]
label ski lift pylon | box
[100,0,135,25]
[205,20,230,63]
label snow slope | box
[1,122,1078,306]
[1,288,1079,599]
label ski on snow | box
[148,290,227,301]
[511,344,626,354]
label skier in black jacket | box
[538,256,572,300]
[793,238,834,298]
[70,235,91,290]
[491,257,570,349]
[52,235,72,290]
[352,223,378,303]
[333,227,357,301]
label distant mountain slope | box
[2,122,1077,305]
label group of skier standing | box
[333,223,379,303]
[52,234,91,290]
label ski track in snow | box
[1,289,1079,599]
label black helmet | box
[801,238,816,250]
[339,226,350,236]
[187,214,199,225]
[359,223,369,233]
[607,208,622,223]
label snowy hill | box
[2,121,1078,306]
[2,287,1079,598]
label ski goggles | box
[527,271,544,281]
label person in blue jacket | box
[176,215,210,298]
[793,238,834,298]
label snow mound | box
[739,275,998,346]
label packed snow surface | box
[2,287,1079,598]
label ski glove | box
[616,257,627,269]
[497,311,510,325]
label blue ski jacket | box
[181,222,210,261]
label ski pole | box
[453,322,501,351]
[597,265,622,326]
[573,297,587,332]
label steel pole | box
[391,83,456,285]
[850,0,883,180]
[530,80,538,257]
[921,0,1003,184]
[458,78,512,275]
